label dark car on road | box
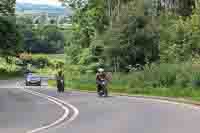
[25,73,41,86]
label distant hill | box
[15,2,73,16]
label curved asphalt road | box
[0,80,64,133]
[1,80,200,133]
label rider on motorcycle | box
[56,70,64,93]
[96,68,109,97]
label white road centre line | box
[16,82,79,133]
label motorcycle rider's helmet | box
[98,68,104,73]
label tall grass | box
[0,57,23,79]
[61,62,200,99]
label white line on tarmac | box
[16,82,79,133]
[71,91,200,112]
[119,96,200,111]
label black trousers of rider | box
[57,80,61,92]
[57,80,64,92]
[97,84,102,93]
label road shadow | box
[98,95,114,98]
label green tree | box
[61,0,160,72]
[0,16,23,56]
[0,0,16,15]
[104,1,159,71]
[43,25,65,53]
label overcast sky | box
[16,0,63,6]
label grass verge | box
[48,78,200,101]
[0,71,23,80]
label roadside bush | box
[65,65,81,80]
[0,68,6,73]
[192,71,200,87]
[20,54,50,68]
[143,63,160,88]
[85,63,99,73]
[31,54,49,68]
[175,62,192,88]
[158,64,177,87]
[126,63,193,89]
[127,72,145,89]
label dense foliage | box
[0,0,15,15]
[63,0,164,72]
[0,0,23,57]
[63,0,199,66]
[16,16,65,54]
[60,0,200,91]
[0,16,23,57]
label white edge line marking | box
[75,91,200,111]
[16,82,79,133]
[122,96,200,111]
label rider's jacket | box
[96,72,107,83]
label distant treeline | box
[17,18,65,54]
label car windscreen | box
[27,75,40,80]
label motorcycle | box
[97,79,108,97]
[60,79,64,92]
[57,78,64,92]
